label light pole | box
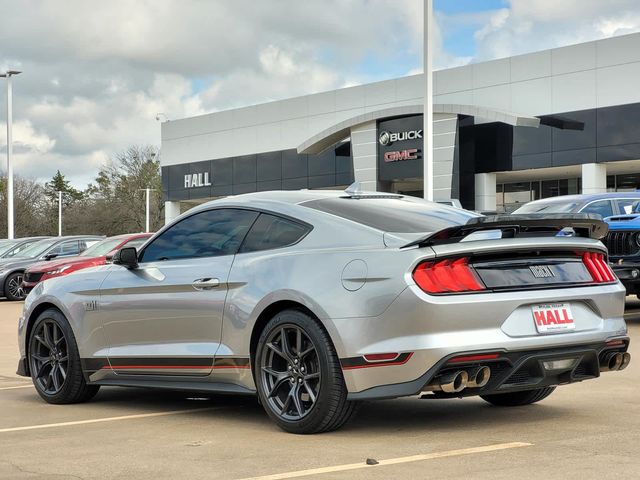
[423,1,433,201]
[1,70,22,239]
[57,190,63,236]
[138,188,156,233]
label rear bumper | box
[336,282,627,396]
[348,338,630,400]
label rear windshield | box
[302,196,478,233]
[513,201,580,214]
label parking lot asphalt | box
[0,301,639,480]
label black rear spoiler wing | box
[402,213,609,248]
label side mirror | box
[112,247,139,269]
[44,253,58,261]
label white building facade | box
[161,32,640,222]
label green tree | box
[83,146,163,235]
[44,170,83,206]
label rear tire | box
[255,309,358,434]
[5,272,26,301]
[480,386,556,407]
[28,308,100,404]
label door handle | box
[192,278,220,290]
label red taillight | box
[582,252,615,283]
[413,257,485,294]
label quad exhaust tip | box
[439,370,468,393]
[600,352,630,372]
[467,366,491,389]
[619,352,631,371]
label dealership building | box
[161,32,640,222]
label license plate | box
[532,303,575,334]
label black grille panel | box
[23,272,44,283]
[605,231,640,257]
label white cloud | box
[0,0,639,189]
[473,0,640,60]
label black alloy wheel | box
[255,309,358,434]
[28,309,100,404]
[5,272,26,301]
[260,324,321,421]
[30,319,69,395]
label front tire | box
[5,272,26,301]
[480,386,556,407]
[255,309,357,434]
[28,308,99,404]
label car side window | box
[239,213,311,254]
[122,238,148,250]
[49,241,80,257]
[580,200,613,219]
[6,242,33,257]
[140,209,259,262]
[615,199,639,215]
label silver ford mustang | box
[17,188,631,433]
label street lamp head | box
[0,70,22,77]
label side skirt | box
[92,378,257,396]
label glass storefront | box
[497,178,581,213]
[497,174,640,212]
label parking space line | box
[237,442,533,480]
[0,407,221,433]
[0,384,32,390]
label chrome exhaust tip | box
[438,370,468,393]
[618,352,631,371]
[601,352,623,372]
[467,366,491,388]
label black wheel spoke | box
[34,334,49,350]
[304,372,320,381]
[262,367,291,398]
[51,366,61,391]
[266,342,287,361]
[58,363,67,381]
[291,384,304,416]
[299,346,315,359]
[295,329,302,356]
[43,323,54,350]
[280,385,294,413]
[35,360,52,379]
[280,328,293,359]
[303,381,317,404]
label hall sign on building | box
[184,172,212,188]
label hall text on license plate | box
[532,303,575,334]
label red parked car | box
[22,233,152,293]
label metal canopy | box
[297,103,541,155]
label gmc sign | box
[384,149,420,162]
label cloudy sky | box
[1,0,640,188]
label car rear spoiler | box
[401,213,608,248]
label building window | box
[612,174,640,192]
[497,178,581,213]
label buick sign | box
[378,129,422,146]
[184,172,212,188]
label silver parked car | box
[17,188,630,433]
